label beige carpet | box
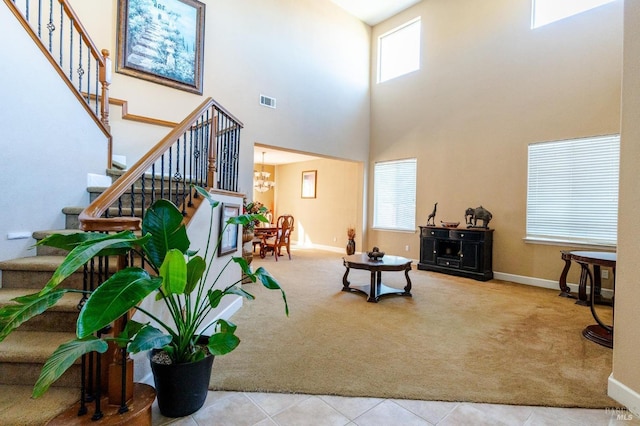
[209,249,618,408]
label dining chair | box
[260,215,294,261]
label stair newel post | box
[99,49,112,169]
[99,49,111,130]
[207,109,219,189]
[106,254,134,408]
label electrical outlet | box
[601,270,609,279]
[405,245,410,251]
[333,236,337,242]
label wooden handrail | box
[79,97,238,232]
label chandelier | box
[254,152,275,192]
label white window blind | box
[526,135,619,246]
[373,159,417,231]
[378,18,421,83]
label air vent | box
[260,94,276,109]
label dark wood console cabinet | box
[418,226,493,281]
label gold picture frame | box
[116,0,206,94]
[301,170,317,199]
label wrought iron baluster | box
[58,3,63,66]
[37,0,41,37]
[68,18,73,81]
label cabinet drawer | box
[449,230,482,241]
[437,258,460,268]
[422,228,449,238]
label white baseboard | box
[493,271,614,298]
[609,374,640,417]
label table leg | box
[341,263,351,291]
[582,265,613,348]
[576,262,592,306]
[558,251,573,297]
[403,266,412,296]
[367,271,379,302]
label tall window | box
[526,135,619,246]
[378,18,421,83]
[373,159,417,231]
[531,0,616,29]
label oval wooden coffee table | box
[342,254,412,303]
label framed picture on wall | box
[301,170,317,199]
[116,0,206,94]
[218,203,240,256]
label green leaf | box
[159,249,187,295]
[207,289,224,309]
[32,336,108,398]
[37,231,141,257]
[0,290,66,341]
[142,199,190,268]
[77,268,163,338]
[232,256,254,282]
[254,267,289,316]
[39,233,150,296]
[193,185,220,208]
[228,214,268,226]
[225,285,255,301]
[207,332,240,356]
[128,325,172,353]
[186,256,206,294]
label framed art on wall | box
[218,203,240,256]
[301,170,317,199]
[116,0,206,94]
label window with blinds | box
[526,135,620,246]
[373,159,417,231]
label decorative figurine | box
[427,202,437,226]
[367,246,385,260]
[465,206,492,228]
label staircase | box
[0,178,153,425]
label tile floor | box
[152,391,640,426]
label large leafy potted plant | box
[0,186,288,417]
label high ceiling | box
[330,0,421,26]
[253,1,421,166]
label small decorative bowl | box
[441,221,460,228]
[367,247,385,260]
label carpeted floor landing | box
[209,249,617,408]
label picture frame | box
[218,203,240,256]
[116,0,206,95]
[301,170,317,199]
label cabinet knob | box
[430,231,434,235]
[433,250,436,253]
[461,233,464,237]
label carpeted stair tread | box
[0,289,81,312]
[0,331,79,364]
[0,384,79,426]
[32,228,85,240]
[0,255,68,272]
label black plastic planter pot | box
[150,351,215,418]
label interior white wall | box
[0,5,108,262]
[71,0,372,199]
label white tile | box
[246,392,312,416]
[353,400,431,426]
[272,396,350,426]
[191,393,268,426]
[392,399,459,424]
[320,394,385,420]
